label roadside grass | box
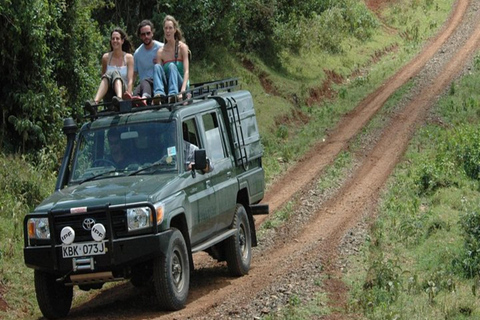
[0,0,456,318]
[344,56,480,319]
[384,0,450,44]
[263,292,331,320]
[0,154,57,320]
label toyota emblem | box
[82,218,96,230]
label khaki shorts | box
[102,69,127,101]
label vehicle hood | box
[35,174,177,212]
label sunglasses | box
[140,31,152,36]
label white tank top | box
[106,52,128,83]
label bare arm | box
[126,53,134,93]
[101,53,108,75]
[133,54,138,86]
[179,42,189,93]
[156,47,164,65]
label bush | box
[272,0,378,55]
[0,153,56,213]
[455,128,480,181]
[459,210,480,278]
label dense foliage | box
[0,0,103,154]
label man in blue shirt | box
[130,20,163,102]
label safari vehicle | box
[23,78,268,319]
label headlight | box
[27,218,50,240]
[126,203,165,232]
[127,207,153,231]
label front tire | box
[225,204,252,276]
[34,270,73,319]
[153,228,190,310]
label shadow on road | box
[64,264,231,320]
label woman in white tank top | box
[86,28,134,109]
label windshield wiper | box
[128,161,172,176]
[79,169,122,184]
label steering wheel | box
[92,159,116,167]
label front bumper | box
[24,230,173,272]
[23,202,171,274]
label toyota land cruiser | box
[23,78,268,319]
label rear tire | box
[225,204,252,276]
[153,228,190,310]
[34,270,73,319]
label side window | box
[182,119,200,168]
[182,119,199,147]
[202,112,226,160]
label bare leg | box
[94,78,109,102]
[113,79,123,98]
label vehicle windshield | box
[70,121,178,182]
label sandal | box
[122,92,133,100]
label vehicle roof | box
[83,98,220,131]
[82,78,239,131]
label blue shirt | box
[134,40,163,80]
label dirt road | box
[66,1,480,319]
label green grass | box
[263,292,331,320]
[344,56,480,319]
[0,154,57,320]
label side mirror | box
[193,149,207,170]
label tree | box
[0,0,103,153]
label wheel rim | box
[171,249,185,291]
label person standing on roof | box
[86,28,134,109]
[152,15,190,104]
[124,20,164,106]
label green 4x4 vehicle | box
[23,79,268,319]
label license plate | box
[62,241,106,258]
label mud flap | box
[249,204,269,215]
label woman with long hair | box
[86,27,134,108]
[152,15,189,104]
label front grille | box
[53,211,126,244]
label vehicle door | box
[201,111,238,232]
[181,117,217,245]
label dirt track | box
[65,1,480,319]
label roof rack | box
[84,78,239,119]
